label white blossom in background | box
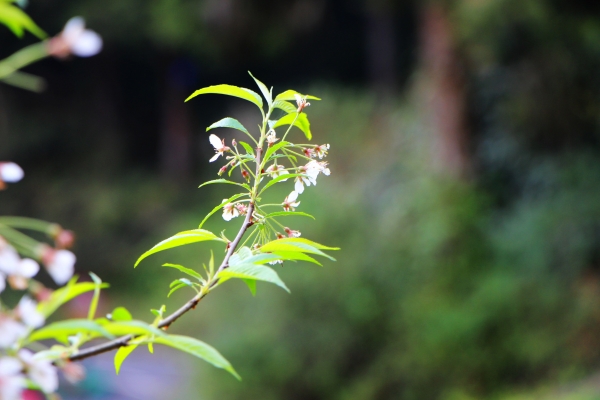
[284,227,301,238]
[307,160,330,177]
[266,163,286,179]
[41,248,75,285]
[48,17,103,58]
[314,144,330,159]
[15,296,44,329]
[7,259,39,290]
[282,191,300,212]
[19,349,58,393]
[222,202,239,221]
[0,162,24,186]
[209,134,230,162]
[0,356,26,400]
[0,314,26,348]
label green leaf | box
[185,84,263,110]
[206,117,251,136]
[198,179,250,190]
[228,246,253,266]
[154,334,240,379]
[162,263,204,280]
[237,253,282,265]
[243,279,257,296]
[28,319,114,344]
[279,237,340,251]
[102,320,166,337]
[219,263,289,293]
[167,281,193,297]
[259,173,304,195]
[267,251,322,266]
[273,112,312,140]
[273,100,297,114]
[238,141,255,156]
[38,279,110,318]
[0,2,46,38]
[274,90,321,102]
[110,307,132,322]
[135,229,220,267]
[259,239,337,261]
[264,211,315,220]
[198,193,248,229]
[87,273,103,321]
[248,71,272,107]
[114,345,138,375]
[263,140,290,162]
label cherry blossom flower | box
[235,203,248,216]
[266,129,279,146]
[218,165,228,176]
[314,144,330,159]
[307,160,330,176]
[0,244,37,290]
[47,17,103,58]
[294,94,310,113]
[0,162,24,189]
[303,148,316,158]
[284,227,301,238]
[15,296,44,329]
[222,202,239,221]
[7,259,40,291]
[294,164,318,194]
[41,248,75,285]
[266,163,286,179]
[282,191,300,212]
[209,134,230,162]
[18,349,59,393]
[0,356,26,400]
[0,314,26,348]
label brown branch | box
[69,147,263,362]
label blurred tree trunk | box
[418,2,469,178]
[365,1,397,98]
[159,61,193,184]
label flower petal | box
[71,31,103,57]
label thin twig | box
[68,148,264,362]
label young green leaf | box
[162,263,204,280]
[114,344,138,374]
[263,140,290,162]
[238,141,255,156]
[28,319,115,344]
[110,307,133,322]
[259,173,304,195]
[264,211,315,220]
[198,179,250,190]
[219,263,289,293]
[273,112,312,140]
[273,100,297,114]
[259,239,337,261]
[243,279,257,296]
[278,237,341,251]
[248,71,272,107]
[206,117,251,136]
[0,2,46,39]
[135,229,221,267]
[274,90,321,102]
[265,251,322,266]
[153,334,241,380]
[198,193,248,229]
[38,279,110,318]
[185,84,263,110]
[87,273,103,321]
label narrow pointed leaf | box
[135,229,220,267]
[219,263,289,292]
[264,211,315,220]
[259,240,336,261]
[273,100,297,114]
[238,141,255,156]
[110,307,132,321]
[207,117,251,136]
[199,179,250,190]
[38,280,109,318]
[248,71,272,106]
[274,90,321,102]
[153,334,241,380]
[28,319,114,344]
[185,84,263,109]
[114,345,138,375]
[277,237,340,251]
[273,112,312,140]
[267,251,322,266]
[243,279,257,296]
[263,140,290,162]
[259,173,304,194]
[162,263,204,280]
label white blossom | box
[19,349,59,393]
[50,17,102,58]
[8,258,39,290]
[265,164,286,179]
[0,356,26,400]
[0,314,27,348]
[282,191,300,212]
[0,162,24,183]
[222,201,239,221]
[0,244,20,276]
[209,134,230,162]
[294,163,318,194]
[266,129,279,146]
[294,94,310,113]
[284,227,301,238]
[16,296,44,329]
[42,249,76,285]
[314,144,330,159]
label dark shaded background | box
[4,0,600,398]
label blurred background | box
[4,0,600,398]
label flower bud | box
[232,139,237,147]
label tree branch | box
[69,148,264,362]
